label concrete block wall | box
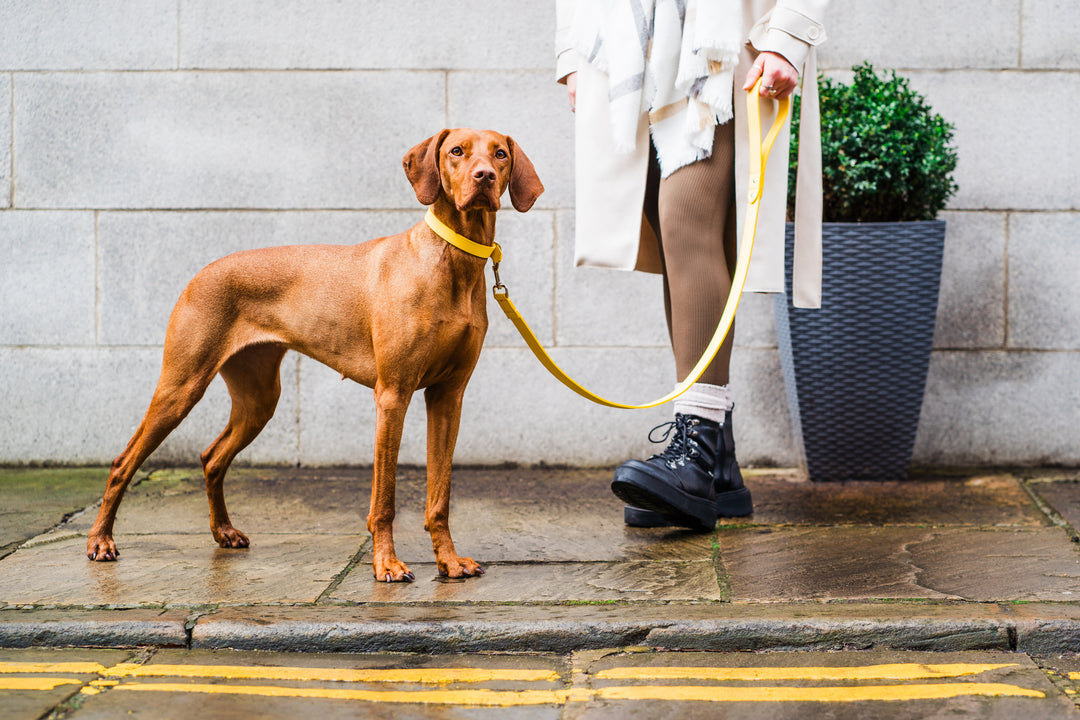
[1,0,1076,468]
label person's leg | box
[658,121,738,387]
[612,121,752,530]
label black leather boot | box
[613,411,752,531]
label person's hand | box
[742,51,799,99]
[566,72,577,113]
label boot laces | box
[647,414,701,468]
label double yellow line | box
[0,660,1047,706]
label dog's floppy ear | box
[403,129,451,206]
[506,136,544,212]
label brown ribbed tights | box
[642,120,738,386]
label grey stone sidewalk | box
[0,466,1079,653]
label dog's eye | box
[450,146,464,157]
[494,149,508,160]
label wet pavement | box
[2,467,1079,612]
[0,468,104,559]
[1,466,1080,714]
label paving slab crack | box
[901,531,965,601]
[315,539,370,604]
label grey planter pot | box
[773,221,946,481]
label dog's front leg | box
[368,384,414,582]
[424,383,484,578]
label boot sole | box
[624,487,753,527]
[611,471,717,532]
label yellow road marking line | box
[0,660,1021,686]
[0,677,82,691]
[0,661,106,675]
[101,663,558,684]
[596,663,1019,682]
[598,683,1045,703]
[114,683,577,706]
[109,682,1044,705]
[0,660,1048,706]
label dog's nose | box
[473,167,496,183]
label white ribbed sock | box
[673,382,733,425]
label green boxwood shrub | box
[788,63,958,223]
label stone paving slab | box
[912,528,1080,602]
[331,561,723,603]
[380,471,716,564]
[0,468,107,556]
[50,468,374,538]
[46,467,714,563]
[0,534,364,606]
[1028,478,1080,534]
[730,472,1051,527]
[717,526,1080,602]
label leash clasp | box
[491,261,508,299]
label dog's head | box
[402,128,544,213]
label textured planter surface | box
[774,221,946,481]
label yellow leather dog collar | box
[425,209,503,263]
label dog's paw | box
[373,558,415,583]
[212,525,250,549]
[439,555,485,579]
[86,535,119,562]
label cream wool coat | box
[555,0,828,308]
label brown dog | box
[85,128,543,582]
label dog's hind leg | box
[201,344,287,549]
[87,357,218,561]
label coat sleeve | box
[751,0,828,73]
[744,0,829,309]
[555,0,579,83]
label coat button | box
[807,26,822,41]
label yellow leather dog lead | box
[433,79,789,409]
